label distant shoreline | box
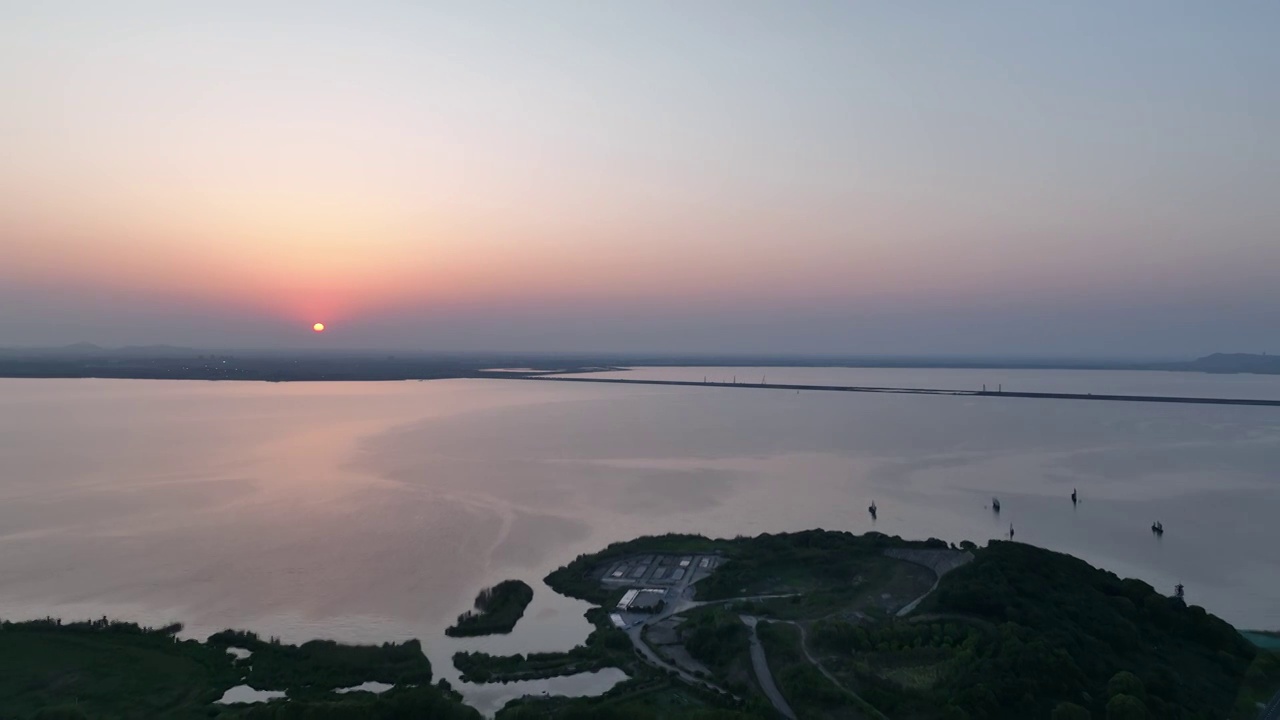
[0,350,1276,382]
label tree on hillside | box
[1107,671,1145,702]
[1105,694,1147,720]
[1051,702,1092,720]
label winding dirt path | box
[781,620,889,720]
[739,615,796,720]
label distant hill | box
[59,342,105,353]
[1182,353,1280,374]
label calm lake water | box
[1,369,1278,712]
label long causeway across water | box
[516,375,1280,408]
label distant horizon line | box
[0,341,1237,364]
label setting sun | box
[312,322,325,332]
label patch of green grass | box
[0,619,472,720]
[453,647,610,683]
[696,532,947,603]
[1232,650,1280,719]
[0,620,237,719]
[861,649,951,691]
[496,675,771,720]
[681,607,750,676]
[725,557,932,625]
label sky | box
[1,2,1277,357]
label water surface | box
[0,372,1277,712]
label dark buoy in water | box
[868,501,877,520]
[1151,521,1164,536]
[1071,488,1078,505]
[991,497,1001,513]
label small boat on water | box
[1151,521,1164,535]
[1071,488,1078,505]
[868,502,877,520]
[991,497,1001,512]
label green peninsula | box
[495,531,1278,720]
[446,579,535,637]
[2,532,1276,719]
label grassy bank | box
[0,618,476,719]
[206,629,432,698]
[453,608,631,683]
[0,618,237,718]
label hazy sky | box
[2,2,1277,356]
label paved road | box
[625,625,728,694]
[614,558,802,710]
[621,592,799,697]
[617,565,744,699]
[740,615,796,720]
